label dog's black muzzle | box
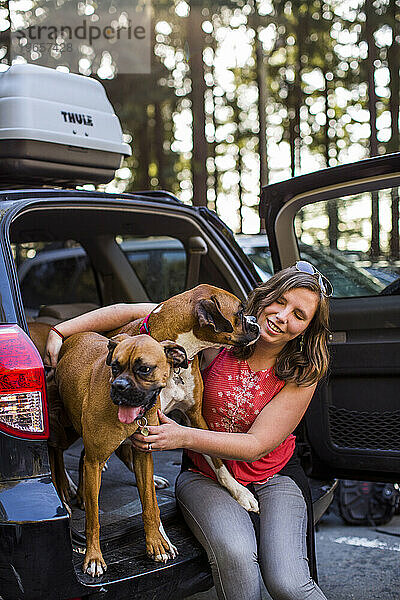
[110,376,161,412]
[242,315,260,341]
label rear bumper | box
[0,476,212,600]
[0,476,83,600]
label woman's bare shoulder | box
[199,347,222,370]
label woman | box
[44,262,331,600]
[132,264,331,600]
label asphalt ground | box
[186,512,400,600]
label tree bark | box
[187,2,208,206]
[387,0,400,258]
[238,146,243,233]
[255,35,269,188]
[365,2,380,257]
[138,111,150,190]
[154,102,165,189]
[323,68,339,250]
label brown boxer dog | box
[112,284,261,512]
[53,332,187,576]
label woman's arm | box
[52,303,156,337]
[133,382,317,462]
[44,302,157,368]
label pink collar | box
[139,313,151,334]
[139,311,194,365]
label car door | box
[260,154,400,482]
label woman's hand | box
[44,329,64,372]
[132,410,188,452]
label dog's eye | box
[137,365,153,376]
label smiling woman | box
[234,266,330,385]
[132,265,332,600]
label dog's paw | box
[153,538,178,562]
[159,521,178,560]
[153,475,170,489]
[83,552,107,577]
[234,486,259,513]
[151,540,178,563]
[146,522,178,563]
[215,464,259,513]
[167,542,178,560]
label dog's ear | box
[195,296,234,334]
[106,334,131,365]
[160,340,189,369]
[106,339,118,365]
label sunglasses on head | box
[295,260,334,297]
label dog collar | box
[139,313,151,334]
[139,311,194,365]
[139,313,194,365]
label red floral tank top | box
[186,349,296,485]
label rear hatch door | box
[260,153,400,482]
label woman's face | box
[257,287,319,351]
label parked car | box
[236,234,392,297]
[1,63,400,600]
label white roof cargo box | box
[0,64,132,185]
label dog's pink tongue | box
[118,406,142,424]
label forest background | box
[0,0,399,260]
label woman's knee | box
[266,572,321,600]
[210,537,258,571]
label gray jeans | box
[176,470,327,600]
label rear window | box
[116,235,187,302]
[13,241,99,318]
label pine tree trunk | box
[154,102,165,189]
[365,2,380,257]
[323,69,339,250]
[237,144,243,233]
[289,96,296,178]
[138,111,150,190]
[187,2,208,206]
[390,189,400,258]
[2,0,11,63]
[388,0,400,258]
[255,34,269,188]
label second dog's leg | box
[132,404,177,561]
[115,442,170,489]
[187,405,259,513]
[49,445,76,512]
[76,449,85,510]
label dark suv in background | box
[1,64,400,600]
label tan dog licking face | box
[106,334,188,424]
[193,291,260,348]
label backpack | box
[338,480,400,526]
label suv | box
[1,64,400,600]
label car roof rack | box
[0,64,131,187]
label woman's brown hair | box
[234,267,330,386]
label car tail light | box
[0,324,49,439]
